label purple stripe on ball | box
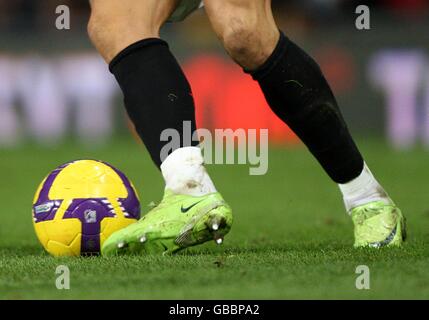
[101,161,141,220]
[63,199,115,254]
[33,162,72,223]
[33,200,62,223]
[35,162,71,206]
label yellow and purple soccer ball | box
[32,160,140,257]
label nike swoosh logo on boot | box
[181,200,203,213]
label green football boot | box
[351,201,406,248]
[102,190,233,255]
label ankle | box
[161,147,217,197]
[338,162,392,212]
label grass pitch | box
[0,137,428,299]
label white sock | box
[338,162,392,213]
[160,146,217,197]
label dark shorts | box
[168,0,203,22]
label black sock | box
[247,32,364,183]
[109,38,198,168]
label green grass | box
[0,137,428,299]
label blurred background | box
[1,1,429,300]
[0,0,428,150]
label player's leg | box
[88,0,232,255]
[88,0,198,166]
[204,0,405,247]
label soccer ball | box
[32,160,141,257]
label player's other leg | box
[204,0,405,247]
[88,0,232,255]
